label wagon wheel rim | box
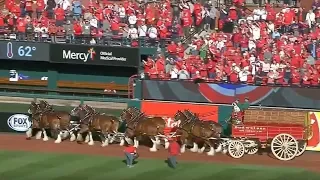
[271,133,298,161]
[247,147,259,155]
[228,141,245,158]
[296,141,307,157]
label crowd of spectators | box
[143,0,320,87]
[0,0,215,46]
[2,0,320,87]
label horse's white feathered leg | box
[35,130,42,139]
[149,138,157,152]
[54,132,62,143]
[42,129,49,141]
[88,132,94,146]
[190,142,199,152]
[70,132,76,141]
[26,128,32,138]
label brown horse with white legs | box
[119,107,167,152]
[181,110,224,153]
[27,101,73,143]
[70,105,121,147]
[173,110,222,156]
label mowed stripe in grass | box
[0,150,318,180]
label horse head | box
[70,105,86,119]
[39,100,48,110]
[184,110,198,119]
[174,110,188,123]
[28,101,40,115]
[119,108,136,123]
[210,123,223,137]
[127,107,140,116]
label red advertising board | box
[141,101,218,122]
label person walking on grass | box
[167,138,180,169]
[124,143,137,168]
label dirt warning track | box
[0,134,319,172]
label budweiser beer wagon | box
[225,107,309,161]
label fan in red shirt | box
[25,0,33,17]
[310,70,319,86]
[110,18,120,35]
[176,42,184,58]
[167,41,177,56]
[36,0,45,18]
[73,21,83,41]
[291,69,301,85]
[0,13,4,29]
[17,17,26,40]
[229,6,238,21]
[55,5,65,26]
[181,7,192,30]
[95,5,104,28]
[167,139,180,169]
[11,3,21,17]
[5,0,14,12]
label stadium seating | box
[56,81,128,98]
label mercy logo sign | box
[62,48,96,62]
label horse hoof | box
[88,142,95,146]
[149,148,157,152]
[190,148,198,153]
[198,150,204,154]
[70,135,76,142]
[207,152,215,156]
[26,137,31,140]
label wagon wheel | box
[228,140,245,159]
[296,140,307,157]
[247,147,259,155]
[271,133,298,161]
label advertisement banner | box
[50,44,140,67]
[0,41,50,61]
[142,80,320,109]
[0,112,32,133]
[141,101,218,122]
[307,112,320,151]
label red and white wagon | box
[225,107,309,161]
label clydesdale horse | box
[119,107,167,152]
[70,105,121,147]
[27,100,73,143]
[173,110,222,156]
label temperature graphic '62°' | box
[0,41,49,61]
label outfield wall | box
[135,99,320,152]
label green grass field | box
[0,150,319,180]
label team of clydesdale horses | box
[27,101,224,156]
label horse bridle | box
[72,106,93,124]
[120,109,142,131]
